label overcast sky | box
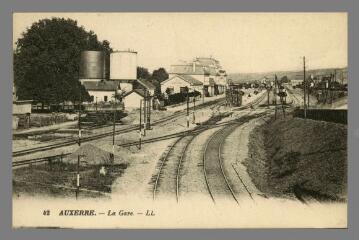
[13,12,347,74]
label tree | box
[151,68,168,83]
[137,67,151,80]
[14,17,112,105]
[151,68,168,96]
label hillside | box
[228,67,348,83]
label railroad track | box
[13,99,225,158]
[152,134,196,201]
[12,153,71,168]
[151,114,268,202]
[12,115,262,168]
[285,87,302,106]
[203,124,239,204]
[233,91,266,110]
[14,94,267,166]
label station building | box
[162,57,227,97]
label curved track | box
[203,125,239,204]
[152,91,267,202]
[152,135,195,201]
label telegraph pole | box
[186,89,189,128]
[267,84,270,108]
[143,93,146,136]
[112,93,116,158]
[139,99,142,149]
[76,87,82,200]
[307,79,310,109]
[303,56,307,119]
[95,97,98,112]
[274,75,277,119]
[148,91,151,129]
[192,97,196,124]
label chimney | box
[192,62,196,72]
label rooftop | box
[122,88,146,98]
[82,80,120,91]
[161,74,203,86]
[137,78,156,90]
[170,64,217,75]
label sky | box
[13,12,347,74]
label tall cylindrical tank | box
[110,51,137,80]
[79,51,106,79]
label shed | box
[82,80,120,102]
[122,89,147,109]
[161,74,203,94]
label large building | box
[163,57,227,97]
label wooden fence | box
[293,109,347,124]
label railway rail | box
[12,115,264,169]
[203,124,239,204]
[152,135,196,201]
[12,153,71,168]
[285,86,302,106]
[151,95,267,202]
[14,94,266,169]
[13,99,225,158]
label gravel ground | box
[222,113,269,202]
[109,105,219,200]
[179,127,219,204]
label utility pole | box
[95,97,98,112]
[148,92,151,129]
[76,88,82,200]
[112,93,116,159]
[202,69,205,104]
[139,99,142,150]
[143,93,146,136]
[303,56,307,119]
[274,75,277,119]
[334,69,337,83]
[192,97,196,124]
[267,85,270,108]
[186,89,189,128]
[307,78,310,109]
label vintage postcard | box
[12,12,347,228]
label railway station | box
[12,12,348,229]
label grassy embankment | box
[245,114,347,201]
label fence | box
[293,109,347,124]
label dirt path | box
[222,112,268,202]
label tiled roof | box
[122,88,146,98]
[137,79,156,89]
[83,81,120,91]
[178,75,203,86]
[161,74,203,86]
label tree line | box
[14,17,169,106]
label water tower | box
[110,50,137,92]
[79,51,107,84]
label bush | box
[165,91,201,105]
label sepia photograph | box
[12,12,347,228]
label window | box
[91,96,94,102]
[180,87,188,93]
[166,87,174,95]
[104,96,108,102]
